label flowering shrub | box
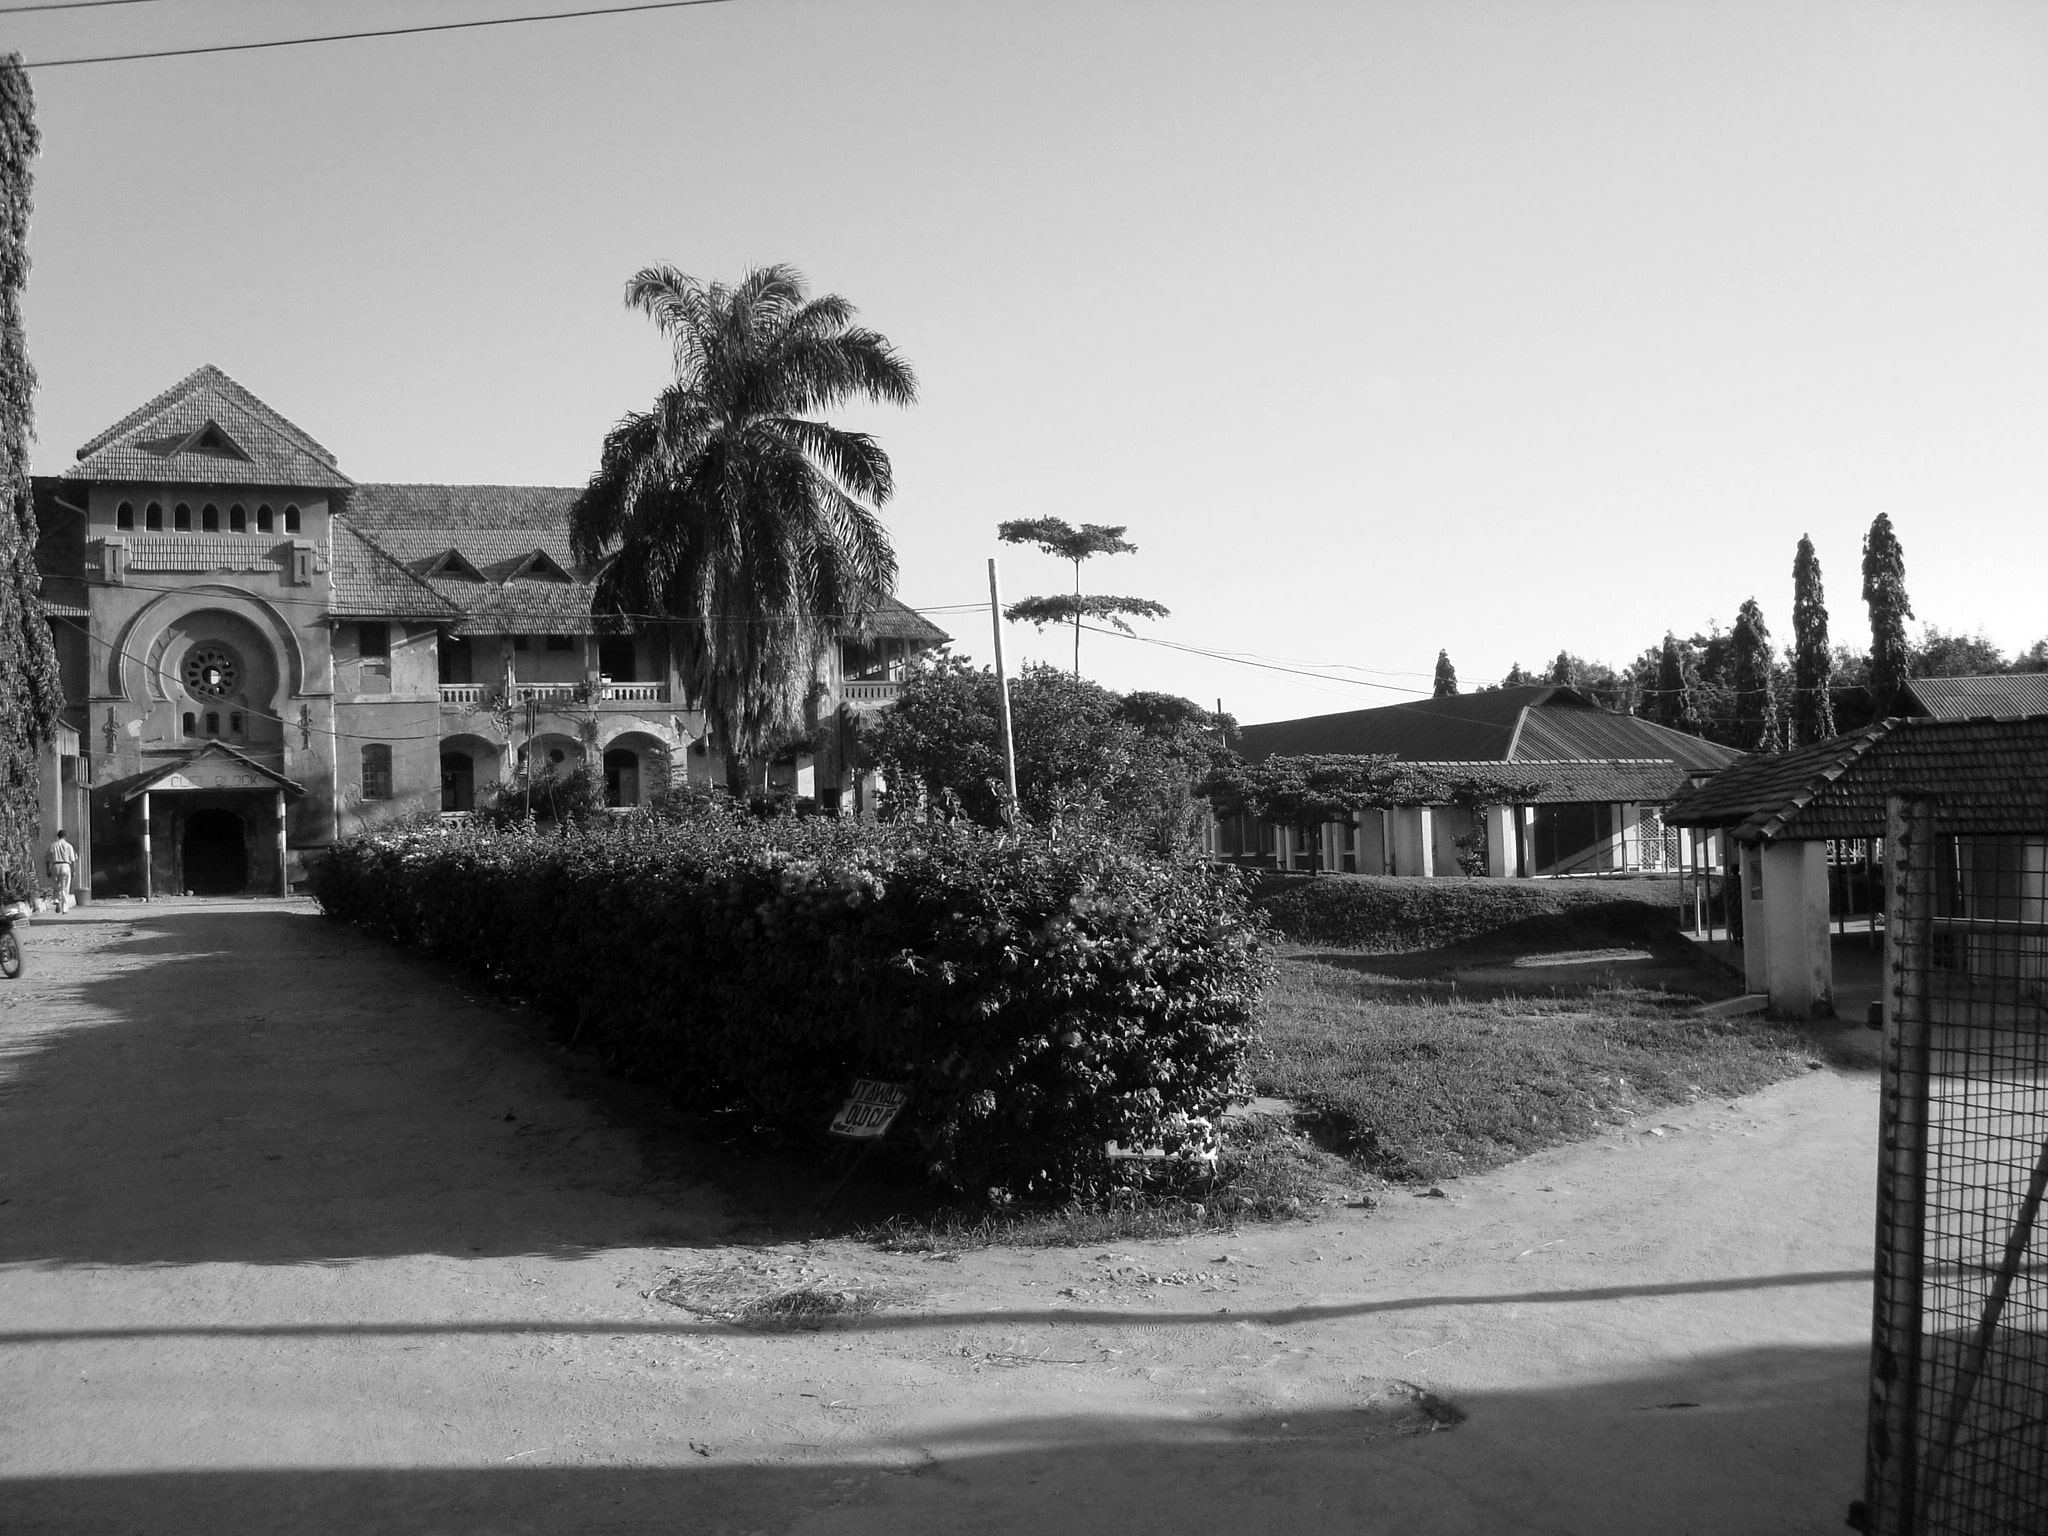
[311,809,1266,1199]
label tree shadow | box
[0,1341,1872,1535]
[0,909,914,1267]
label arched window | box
[145,502,164,531]
[360,743,393,800]
[255,504,274,533]
[181,710,196,736]
[283,505,301,533]
[201,504,220,532]
[228,504,247,533]
[116,501,135,531]
[173,503,192,532]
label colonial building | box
[32,366,946,900]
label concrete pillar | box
[1484,804,1516,878]
[1745,839,1833,1016]
[275,789,289,897]
[1389,806,1433,877]
[1618,803,1641,871]
[1519,805,1537,877]
[140,790,152,901]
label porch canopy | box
[110,742,306,899]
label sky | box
[11,0,2046,723]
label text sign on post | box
[829,1079,910,1140]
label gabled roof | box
[852,596,951,646]
[112,741,306,803]
[1903,673,2048,721]
[67,365,352,490]
[1663,715,2048,841]
[328,519,463,621]
[1231,688,1737,806]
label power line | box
[17,0,743,70]
[0,0,166,15]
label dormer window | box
[506,549,572,583]
[424,549,485,581]
[176,420,252,462]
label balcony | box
[841,679,902,705]
[600,681,668,703]
[439,684,490,706]
[439,681,671,707]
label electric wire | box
[0,0,166,15]
[16,0,743,70]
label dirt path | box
[2,901,1879,1534]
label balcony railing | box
[841,679,902,705]
[439,681,671,707]
[439,684,490,705]
[601,682,668,703]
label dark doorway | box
[597,635,636,682]
[438,634,472,684]
[183,809,248,895]
[603,748,639,808]
[441,752,475,813]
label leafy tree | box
[869,655,1225,853]
[997,517,1168,675]
[1912,625,2007,679]
[0,58,60,903]
[1729,598,1781,753]
[1790,535,1836,745]
[2014,638,2048,674]
[1496,661,1537,688]
[1861,512,1913,718]
[569,263,916,793]
[1546,649,1577,687]
[1649,632,1698,732]
[1432,649,1458,697]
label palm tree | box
[570,264,917,792]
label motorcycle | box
[0,907,22,979]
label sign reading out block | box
[829,1079,910,1140]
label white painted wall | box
[1740,840,1833,1016]
[1388,806,1433,877]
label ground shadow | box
[0,1340,1873,1535]
[0,908,923,1268]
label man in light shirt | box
[46,828,78,914]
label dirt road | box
[2,901,1878,1534]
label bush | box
[1255,874,1681,952]
[310,809,1266,1200]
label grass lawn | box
[1256,935,1857,1185]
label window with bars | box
[360,744,393,800]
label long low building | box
[1217,685,1738,877]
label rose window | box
[183,644,240,697]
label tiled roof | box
[1903,673,2048,720]
[1234,686,1738,803]
[109,740,307,803]
[345,483,582,531]
[1663,716,2048,840]
[328,520,463,621]
[67,365,352,490]
[124,535,286,574]
[855,597,951,646]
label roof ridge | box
[77,364,339,466]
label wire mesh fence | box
[1863,798,2048,1536]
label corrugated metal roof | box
[67,365,352,490]
[1663,716,2048,840]
[1903,673,2048,720]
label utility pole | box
[987,558,1020,823]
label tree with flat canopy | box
[997,517,1167,675]
[0,57,62,903]
[569,263,916,793]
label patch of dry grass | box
[1257,945,1845,1183]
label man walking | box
[46,828,77,914]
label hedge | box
[1255,874,1682,952]
[310,811,1266,1200]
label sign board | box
[829,1079,910,1140]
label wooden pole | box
[987,559,1020,822]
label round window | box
[183,643,240,697]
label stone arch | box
[439,731,502,811]
[517,732,583,778]
[599,729,669,807]
[109,586,308,704]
